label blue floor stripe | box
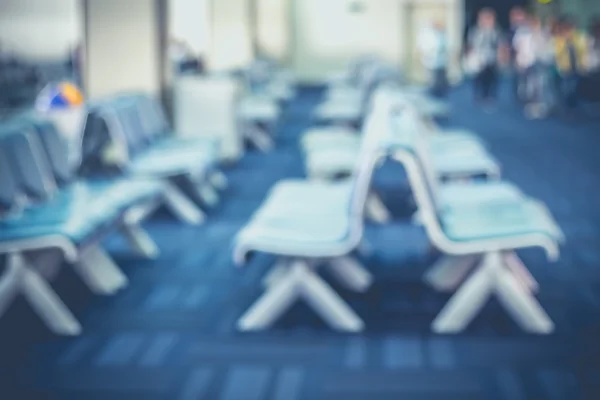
[182,286,210,310]
[344,338,367,369]
[428,338,457,369]
[220,366,271,400]
[138,333,179,367]
[94,333,145,367]
[272,367,305,400]
[56,336,95,366]
[495,369,527,400]
[179,367,215,400]
[144,286,182,310]
[382,337,424,369]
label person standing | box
[588,18,600,73]
[579,18,600,108]
[513,15,554,119]
[509,7,529,103]
[553,16,589,114]
[466,8,507,111]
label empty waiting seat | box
[232,105,397,333]
[23,115,165,258]
[81,99,221,225]
[0,122,164,335]
[387,109,564,334]
[120,93,228,190]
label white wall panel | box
[85,0,161,98]
[0,0,81,60]
[291,0,404,83]
[209,0,254,70]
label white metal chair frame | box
[392,142,560,334]
[234,111,395,333]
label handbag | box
[463,52,483,76]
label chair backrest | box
[367,85,399,116]
[391,105,442,215]
[371,91,439,194]
[0,135,21,217]
[349,99,397,217]
[93,99,145,163]
[114,93,166,142]
[111,99,150,154]
[340,103,397,249]
[23,116,75,185]
[2,123,58,204]
[80,104,125,174]
[133,94,170,140]
[349,56,379,82]
[358,63,401,113]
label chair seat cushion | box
[301,128,485,156]
[0,191,116,244]
[143,140,214,162]
[387,92,450,117]
[67,179,163,214]
[303,141,496,180]
[234,179,356,257]
[252,180,353,220]
[236,214,352,257]
[301,127,360,151]
[265,81,295,101]
[430,129,483,148]
[153,135,220,160]
[239,97,280,122]
[442,200,559,242]
[0,178,163,244]
[431,142,491,160]
[439,181,524,211]
[434,152,499,179]
[314,101,362,122]
[326,88,362,102]
[129,150,208,177]
[306,150,358,177]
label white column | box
[208,0,254,71]
[256,0,292,63]
[83,0,168,99]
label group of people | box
[422,7,600,119]
[466,7,599,118]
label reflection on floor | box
[1,85,600,400]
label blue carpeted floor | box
[1,84,600,399]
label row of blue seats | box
[81,93,228,224]
[0,115,161,335]
[0,92,229,335]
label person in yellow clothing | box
[553,16,589,111]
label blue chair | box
[0,130,102,335]
[24,115,164,259]
[0,124,162,335]
[122,93,228,190]
[113,98,223,209]
[82,99,213,224]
